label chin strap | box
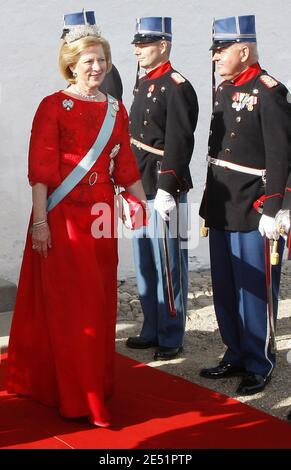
[211,18,216,108]
[133,62,140,95]
[201,19,216,239]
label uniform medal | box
[232,92,257,111]
[147,84,155,98]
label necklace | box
[72,86,101,100]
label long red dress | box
[6,91,140,426]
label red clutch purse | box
[117,191,147,229]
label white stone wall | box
[1,0,291,282]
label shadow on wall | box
[0,279,16,313]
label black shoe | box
[153,346,183,361]
[200,363,246,379]
[236,372,271,395]
[126,336,158,349]
[287,410,291,421]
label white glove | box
[258,214,280,240]
[275,209,290,238]
[154,189,176,221]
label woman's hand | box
[124,179,148,221]
[31,183,51,257]
[31,222,52,258]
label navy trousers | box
[132,194,188,348]
[209,228,284,377]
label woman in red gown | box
[6,12,146,428]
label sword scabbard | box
[162,219,177,317]
[265,238,277,352]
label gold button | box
[224,148,231,155]
[214,101,219,106]
[236,116,241,123]
[230,132,236,138]
[143,120,148,126]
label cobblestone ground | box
[116,262,291,421]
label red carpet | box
[1,352,291,449]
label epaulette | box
[259,75,278,88]
[171,72,186,85]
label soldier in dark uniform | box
[126,17,198,360]
[199,15,291,394]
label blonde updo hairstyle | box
[59,35,112,84]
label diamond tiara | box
[63,24,101,43]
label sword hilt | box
[271,240,279,266]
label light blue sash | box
[47,94,117,212]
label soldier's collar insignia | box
[171,72,186,84]
[259,75,278,88]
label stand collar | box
[232,62,262,86]
[146,61,172,80]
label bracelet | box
[32,219,47,227]
[31,220,48,231]
[29,220,48,235]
